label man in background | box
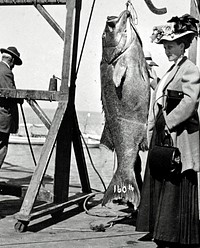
[145,50,159,89]
[0,46,23,167]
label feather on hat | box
[151,14,199,44]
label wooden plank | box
[54,106,73,203]
[0,182,53,202]
[29,193,88,221]
[27,99,52,129]
[189,0,200,64]
[189,0,200,220]
[72,112,91,193]
[188,37,198,64]
[198,173,200,219]
[0,88,68,101]
[60,0,75,91]
[15,101,68,221]
[0,0,66,5]
[35,4,65,40]
[53,0,78,203]
[15,0,80,223]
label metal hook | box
[126,0,129,10]
[126,0,138,25]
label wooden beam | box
[60,0,75,91]
[27,99,52,129]
[0,88,68,101]
[189,0,200,221]
[35,4,65,40]
[189,0,200,64]
[29,193,89,221]
[53,0,80,203]
[15,0,82,223]
[0,0,66,5]
[15,101,68,222]
[72,111,91,193]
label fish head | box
[102,10,135,64]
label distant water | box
[18,107,105,137]
[4,106,115,192]
[4,107,147,193]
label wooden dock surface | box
[0,157,156,248]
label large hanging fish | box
[100,4,150,209]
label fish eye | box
[107,21,115,28]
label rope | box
[20,104,37,167]
[82,191,132,232]
[76,0,96,75]
[80,133,107,192]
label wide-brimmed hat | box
[0,46,22,65]
[151,14,199,44]
[144,50,158,67]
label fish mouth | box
[106,10,130,28]
[102,10,132,63]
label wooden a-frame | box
[0,0,199,231]
[0,0,91,232]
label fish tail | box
[102,169,140,209]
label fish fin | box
[113,63,127,88]
[139,135,148,151]
[139,125,148,151]
[102,169,140,210]
[100,121,114,151]
[137,58,150,86]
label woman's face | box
[163,40,184,62]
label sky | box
[0,0,193,112]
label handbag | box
[166,89,199,133]
[166,89,184,114]
[149,132,182,180]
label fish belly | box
[100,57,149,207]
[101,116,145,209]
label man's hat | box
[144,50,158,67]
[151,14,199,44]
[0,46,22,65]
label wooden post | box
[53,0,91,203]
[188,0,199,63]
[15,0,91,225]
[189,0,200,219]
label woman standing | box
[136,14,200,247]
